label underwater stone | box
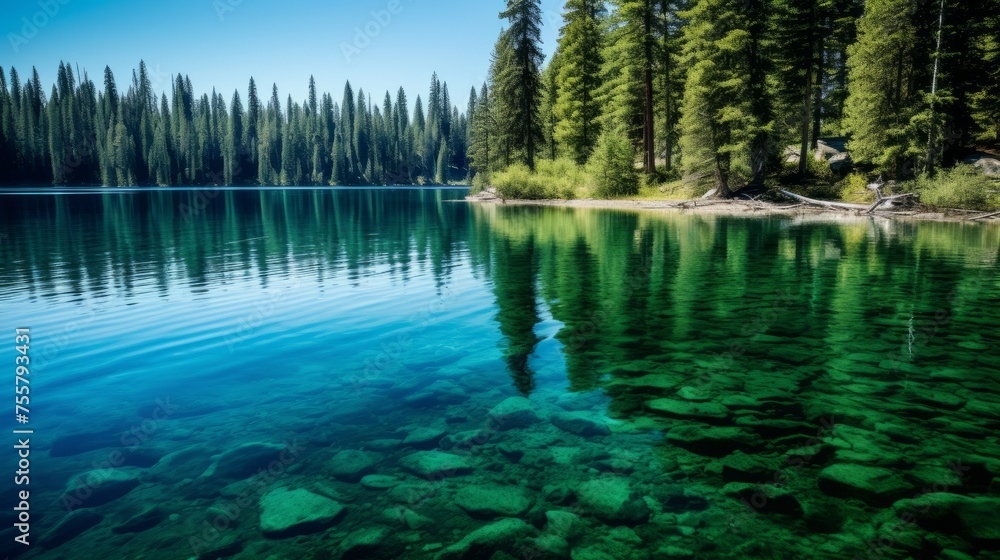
[550,411,612,437]
[488,397,541,430]
[400,451,473,477]
[330,449,384,481]
[818,463,913,506]
[441,429,492,451]
[402,427,448,449]
[456,484,535,518]
[577,478,650,525]
[212,442,286,478]
[41,510,103,549]
[675,386,712,402]
[339,525,403,559]
[112,506,164,534]
[719,451,784,483]
[382,506,435,530]
[436,518,535,560]
[544,510,585,542]
[666,425,760,457]
[721,483,802,515]
[62,468,141,508]
[892,493,1000,542]
[645,399,731,422]
[360,474,403,490]
[258,488,345,537]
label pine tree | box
[554,0,605,164]
[678,0,773,196]
[842,0,925,176]
[224,90,244,185]
[497,0,545,170]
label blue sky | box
[2,0,563,113]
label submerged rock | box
[893,493,1000,542]
[550,411,611,437]
[258,488,345,538]
[400,451,473,477]
[577,478,650,525]
[112,506,164,534]
[456,484,534,518]
[402,427,447,449]
[488,397,541,430]
[382,506,435,530]
[42,510,103,549]
[818,463,913,506]
[340,525,403,559]
[330,449,384,481]
[666,425,760,457]
[212,442,286,478]
[544,510,585,542]
[646,399,731,422]
[360,474,403,490]
[62,468,141,508]
[436,518,535,560]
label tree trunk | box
[799,65,814,177]
[643,0,655,174]
[811,38,825,150]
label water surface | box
[1,188,998,559]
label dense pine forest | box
[0,64,469,186]
[471,0,1000,200]
[1,0,998,196]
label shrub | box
[487,158,585,200]
[909,165,999,211]
[837,173,876,203]
[587,130,640,198]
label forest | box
[0,64,468,186]
[1,0,998,200]
[471,0,1000,201]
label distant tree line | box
[0,62,469,186]
[470,0,1000,197]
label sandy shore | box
[464,194,1000,223]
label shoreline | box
[464,195,1000,224]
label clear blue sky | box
[2,0,562,114]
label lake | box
[1,187,998,559]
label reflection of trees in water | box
[475,205,998,405]
[0,189,473,301]
[491,235,541,395]
[3,191,995,398]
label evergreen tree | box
[678,0,773,196]
[554,0,605,164]
[224,90,244,185]
[497,0,545,170]
[842,0,925,176]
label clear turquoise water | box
[0,188,998,559]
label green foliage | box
[0,63,469,186]
[837,172,875,203]
[910,165,1000,211]
[678,0,772,196]
[491,158,585,200]
[553,0,605,164]
[587,129,640,197]
[495,0,545,170]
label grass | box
[905,165,1000,211]
[476,152,999,213]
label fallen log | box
[778,190,870,211]
[867,193,917,214]
[970,210,1000,221]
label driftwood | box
[867,193,917,214]
[970,210,1000,221]
[779,189,918,214]
[778,190,870,211]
